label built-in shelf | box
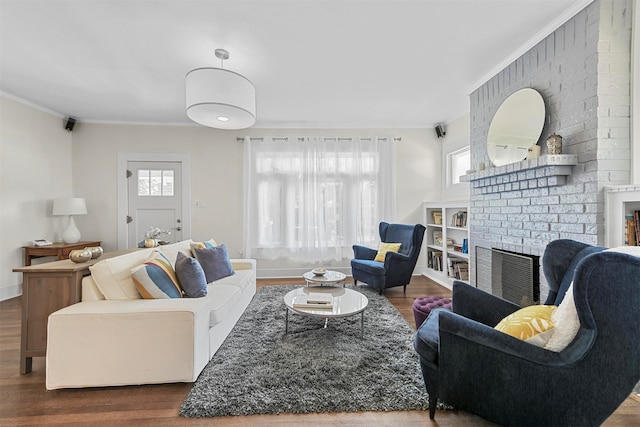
[604,185,640,248]
[423,201,469,289]
[460,154,578,193]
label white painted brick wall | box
[469,0,631,299]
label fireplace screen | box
[476,247,540,306]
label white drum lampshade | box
[53,198,87,244]
[185,67,256,130]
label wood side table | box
[13,249,134,374]
[22,241,101,266]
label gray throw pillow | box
[193,244,235,283]
[175,251,208,298]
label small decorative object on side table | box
[303,270,347,287]
[139,226,172,247]
[68,248,93,263]
[22,241,101,266]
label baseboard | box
[0,283,22,301]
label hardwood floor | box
[1,276,638,426]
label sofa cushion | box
[190,238,217,251]
[351,259,386,276]
[206,284,242,327]
[193,244,235,283]
[90,248,153,300]
[157,239,194,266]
[214,268,255,293]
[132,251,182,299]
[175,252,207,298]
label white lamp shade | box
[186,67,256,130]
[53,198,87,216]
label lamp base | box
[62,216,81,244]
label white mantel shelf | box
[460,154,579,194]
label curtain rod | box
[235,136,402,142]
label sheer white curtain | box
[243,136,396,263]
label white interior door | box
[127,161,183,248]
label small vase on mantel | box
[546,133,563,155]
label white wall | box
[440,113,471,201]
[70,124,442,277]
[0,96,73,299]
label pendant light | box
[185,49,256,129]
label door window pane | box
[137,169,175,196]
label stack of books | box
[292,293,334,309]
[625,213,639,246]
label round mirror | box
[487,88,546,167]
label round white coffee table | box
[302,270,347,287]
[283,286,368,338]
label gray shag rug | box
[179,284,433,417]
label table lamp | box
[53,198,87,243]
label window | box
[137,169,174,196]
[447,146,470,187]
[243,137,396,262]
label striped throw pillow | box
[132,250,182,299]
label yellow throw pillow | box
[494,305,556,342]
[374,242,402,262]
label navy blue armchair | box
[351,222,425,295]
[414,239,640,426]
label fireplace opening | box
[476,247,540,306]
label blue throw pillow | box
[193,244,235,283]
[175,251,208,298]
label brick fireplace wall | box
[468,0,632,299]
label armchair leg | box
[403,284,407,293]
[379,287,383,295]
[429,395,437,419]
[353,279,358,287]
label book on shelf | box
[433,230,443,246]
[451,210,467,227]
[625,214,636,246]
[633,211,640,246]
[447,259,469,280]
[292,293,334,309]
[432,230,454,247]
[429,250,443,271]
[431,211,442,225]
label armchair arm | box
[384,250,412,265]
[353,244,377,260]
[452,280,521,326]
[438,309,570,366]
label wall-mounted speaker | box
[65,117,76,132]
[435,124,446,138]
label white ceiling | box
[0,0,592,129]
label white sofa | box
[45,240,256,390]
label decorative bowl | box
[69,249,93,263]
[85,246,103,259]
[312,268,327,276]
[144,238,158,248]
